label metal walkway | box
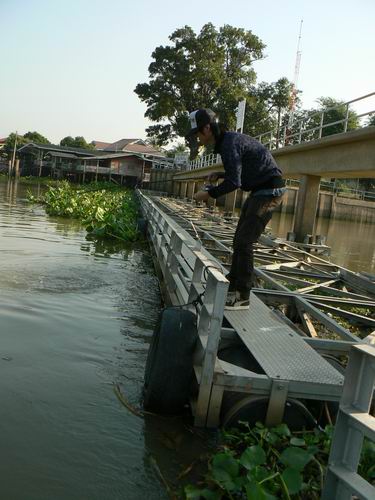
[225,295,343,385]
[138,190,375,445]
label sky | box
[1,0,374,145]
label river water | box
[271,210,375,275]
[0,180,212,500]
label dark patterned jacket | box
[207,132,284,199]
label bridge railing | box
[256,91,375,149]
[189,153,221,170]
[285,179,375,202]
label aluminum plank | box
[224,292,344,385]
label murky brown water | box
[271,210,375,275]
[0,180,211,500]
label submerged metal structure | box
[138,190,375,498]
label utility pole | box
[10,131,18,176]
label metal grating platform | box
[224,292,344,385]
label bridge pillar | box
[293,174,321,242]
[167,171,177,194]
[224,190,237,214]
[154,170,161,191]
[186,181,195,199]
[207,196,216,209]
[180,181,188,199]
[173,178,179,196]
[192,181,199,199]
[158,171,164,191]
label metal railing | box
[189,153,222,170]
[151,157,176,170]
[322,344,375,499]
[285,179,375,202]
[255,92,375,150]
[137,191,229,427]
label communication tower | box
[287,20,303,137]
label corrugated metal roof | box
[123,143,162,154]
[47,151,78,159]
[81,153,135,161]
[104,139,139,151]
[92,141,111,150]
[17,143,98,156]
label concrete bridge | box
[151,126,375,241]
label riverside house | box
[17,139,164,186]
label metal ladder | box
[322,344,375,499]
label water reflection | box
[0,179,171,500]
[271,211,375,274]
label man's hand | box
[193,191,210,202]
[207,171,222,183]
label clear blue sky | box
[1,0,374,144]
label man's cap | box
[186,108,217,138]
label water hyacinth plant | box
[184,422,375,499]
[28,181,140,241]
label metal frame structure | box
[138,192,375,432]
[322,344,375,500]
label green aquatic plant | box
[184,422,375,499]
[28,181,140,242]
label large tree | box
[243,78,293,139]
[23,131,50,144]
[2,131,50,159]
[135,23,265,146]
[60,136,94,150]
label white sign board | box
[235,99,246,133]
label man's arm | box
[207,145,242,199]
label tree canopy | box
[288,98,359,143]
[243,78,294,138]
[2,131,50,159]
[60,136,94,150]
[135,23,265,146]
[23,131,50,144]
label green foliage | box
[2,131,51,159]
[3,133,29,159]
[244,78,293,137]
[165,143,189,158]
[23,131,50,144]
[135,23,265,145]
[20,176,60,185]
[184,422,375,499]
[28,181,140,242]
[289,97,360,142]
[60,136,95,150]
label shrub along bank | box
[28,181,140,241]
